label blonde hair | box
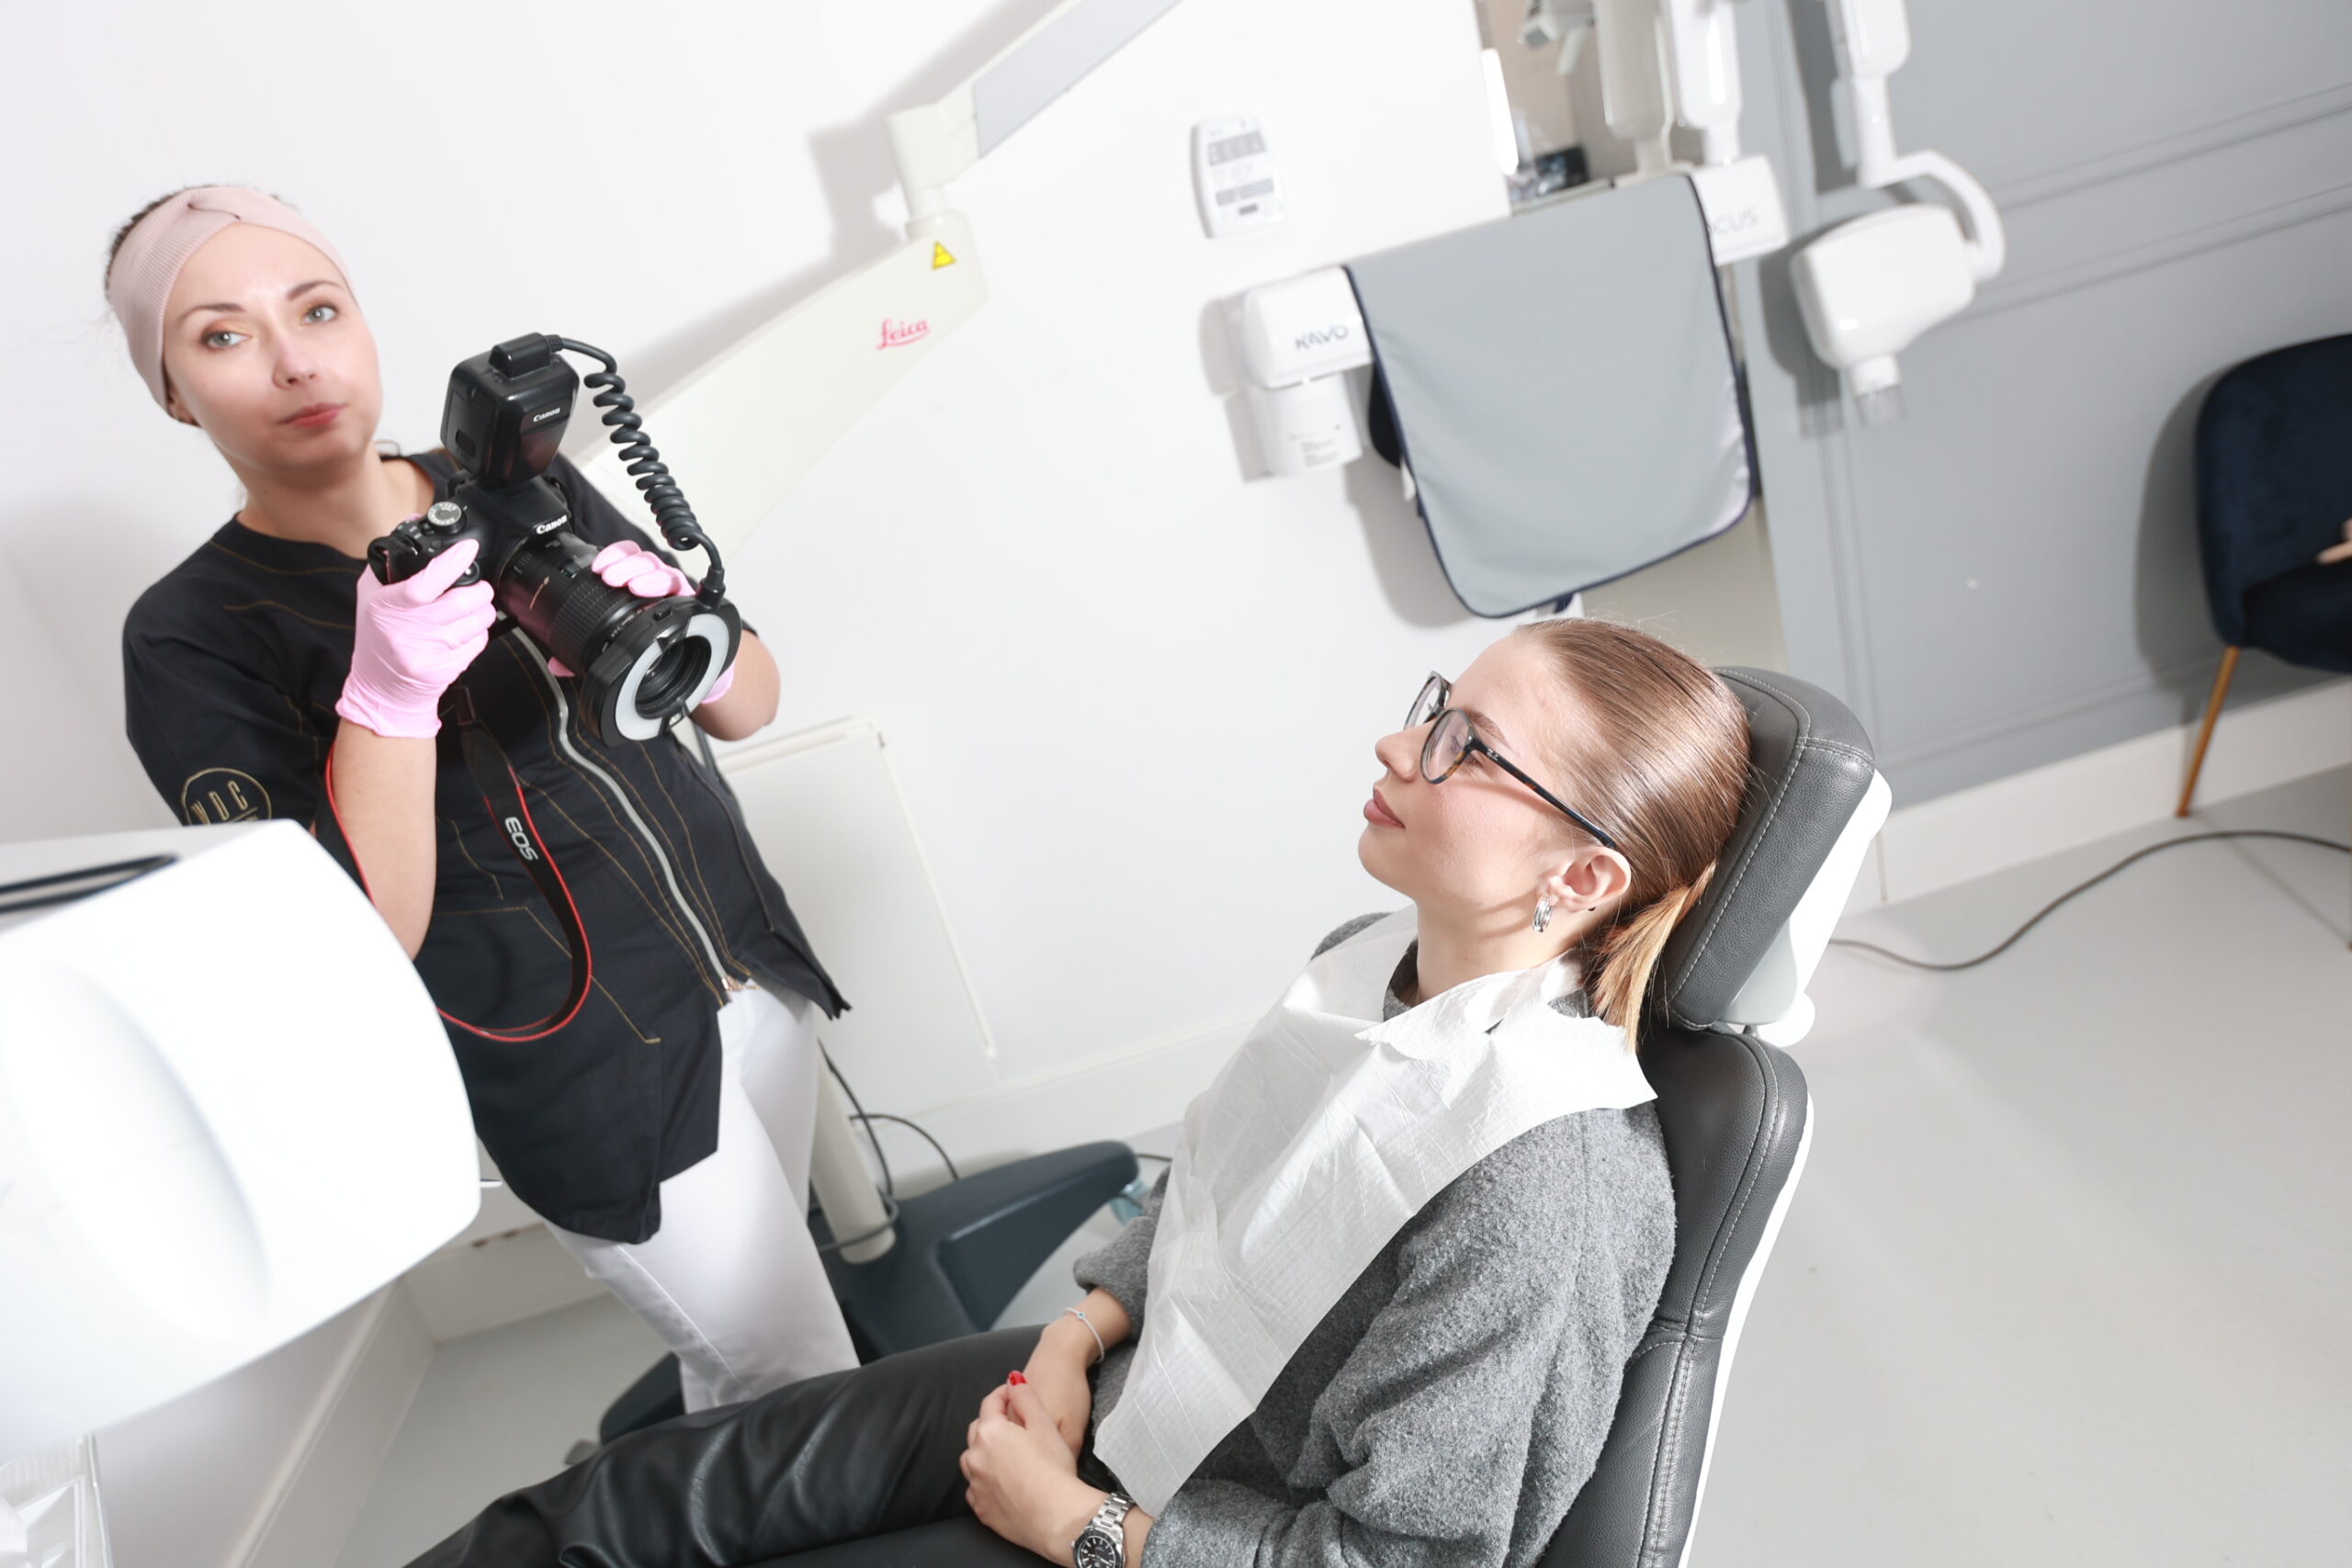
[1520,619,1750,1046]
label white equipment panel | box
[1193,115,1288,238]
[708,720,997,1115]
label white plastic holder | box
[1687,154,1790,265]
[1234,267,1374,479]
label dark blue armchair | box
[2177,333,2352,815]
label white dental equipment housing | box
[1792,203,1975,409]
[1792,0,2006,420]
[1233,0,1799,483]
[0,821,479,1460]
[1236,267,1372,477]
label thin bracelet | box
[1062,1307,1106,1366]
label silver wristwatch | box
[1071,1490,1134,1568]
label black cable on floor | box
[1828,829,2350,973]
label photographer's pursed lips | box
[284,401,344,428]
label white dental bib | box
[1094,909,1657,1515]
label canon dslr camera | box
[369,333,740,743]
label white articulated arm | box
[1593,0,1676,174]
[573,0,1187,561]
[1661,0,1746,164]
[1864,146,2006,282]
[889,0,1187,238]
[1821,0,2004,280]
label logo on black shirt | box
[180,768,269,825]
[503,816,542,862]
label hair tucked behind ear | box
[1521,618,1750,1047]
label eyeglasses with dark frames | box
[1404,672,1621,852]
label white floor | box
[1693,768,2351,1566]
[334,772,2349,1567]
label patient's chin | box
[1356,829,1408,895]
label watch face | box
[1073,1524,1122,1568]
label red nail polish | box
[1008,1371,1026,1385]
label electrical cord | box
[808,1057,956,1255]
[552,337,726,605]
[1829,829,2350,973]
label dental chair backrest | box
[1542,667,1883,1568]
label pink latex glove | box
[591,539,695,599]
[336,539,497,739]
[547,541,734,705]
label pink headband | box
[105,186,352,410]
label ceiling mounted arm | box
[888,0,1187,236]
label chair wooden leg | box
[2176,645,2242,818]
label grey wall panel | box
[1889,0,2352,192]
[1855,207,2352,790]
[1737,0,2352,806]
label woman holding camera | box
[109,186,858,1406]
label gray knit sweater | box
[1073,919,1675,1568]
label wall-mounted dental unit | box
[1232,0,1789,615]
[1791,0,2007,423]
[1227,0,2004,620]
[1241,174,1755,618]
[1241,0,1789,490]
[571,0,1188,559]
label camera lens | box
[633,635,712,720]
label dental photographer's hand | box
[337,538,496,739]
[589,538,695,598]
[543,542,734,697]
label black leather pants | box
[405,1326,1049,1568]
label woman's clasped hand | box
[962,1375,1104,1562]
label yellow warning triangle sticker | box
[931,242,957,270]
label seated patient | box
[408,617,1751,1568]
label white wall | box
[5,2,1515,1560]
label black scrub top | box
[121,452,843,1243]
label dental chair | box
[762,667,1886,1567]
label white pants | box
[550,986,859,1411]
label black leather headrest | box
[1655,668,1876,1032]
